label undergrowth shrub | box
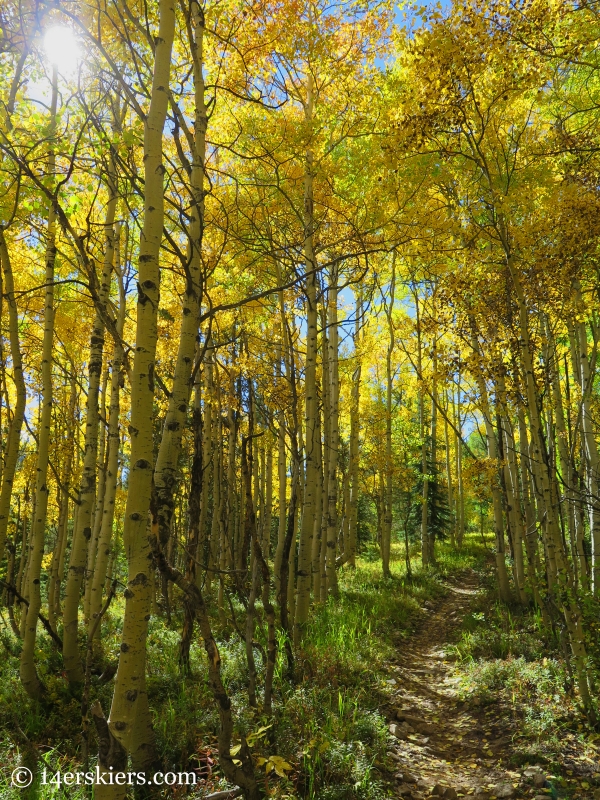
[0,539,486,799]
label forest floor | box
[381,570,600,800]
[0,542,598,800]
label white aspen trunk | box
[19,69,58,699]
[501,246,593,714]
[348,290,361,567]
[89,264,126,641]
[49,473,71,629]
[153,0,207,562]
[62,128,118,685]
[0,230,27,563]
[101,0,175,784]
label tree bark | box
[295,73,318,638]
[19,68,58,700]
[0,229,27,564]
[63,117,118,685]
[100,0,175,786]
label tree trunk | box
[63,117,118,685]
[295,73,318,638]
[326,277,340,597]
[89,267,126,643]
[469,321,511,602]
[48,375,77,629]
[100,1,175,786]
[0,229,27,564]
[348,290,361,567]
[153,0,207,573]
[382,260,395,578]
[19,68,58,700]
[84,365,109,626]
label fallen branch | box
[0,579,63,649]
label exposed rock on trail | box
[382,571,599,800]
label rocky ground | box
[380,573,600,800]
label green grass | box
[449,564,600,765]
[0,537,486,798]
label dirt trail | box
[381,570,593,800]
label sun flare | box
[43,26,80,75]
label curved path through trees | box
[383,572,599,800]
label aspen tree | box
[495,368,527,604]
[208,385,224,595]
[180,380,202,671]
[263,442,273,563]
[19,67,58,700]
[469,323,511,602]
[570,285,600,594]
[274,398,287,597]
[100,0,175,781]
[325,276,340,595]
[62,114,119,684]
[197,353,213,583]
[0,229,26,563]
[495,252,592,712]
[320,310,331,602]
[382,259,396,578]
[452,378,465,547]
[311,404,324,593]
[51,485,72,627]
[242,427,259,707]
[428,337,439,564]
[88,249,126,642]
[295,71,318,638]
[516,404,548,619]
[83,366,109,625]
[0,6,31,571]
[443,398,454,547]
[226,382,238,572]
[551,367,581,585]
[416,290,430,567]
[347,290,362,567]
[153,0,207,569]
